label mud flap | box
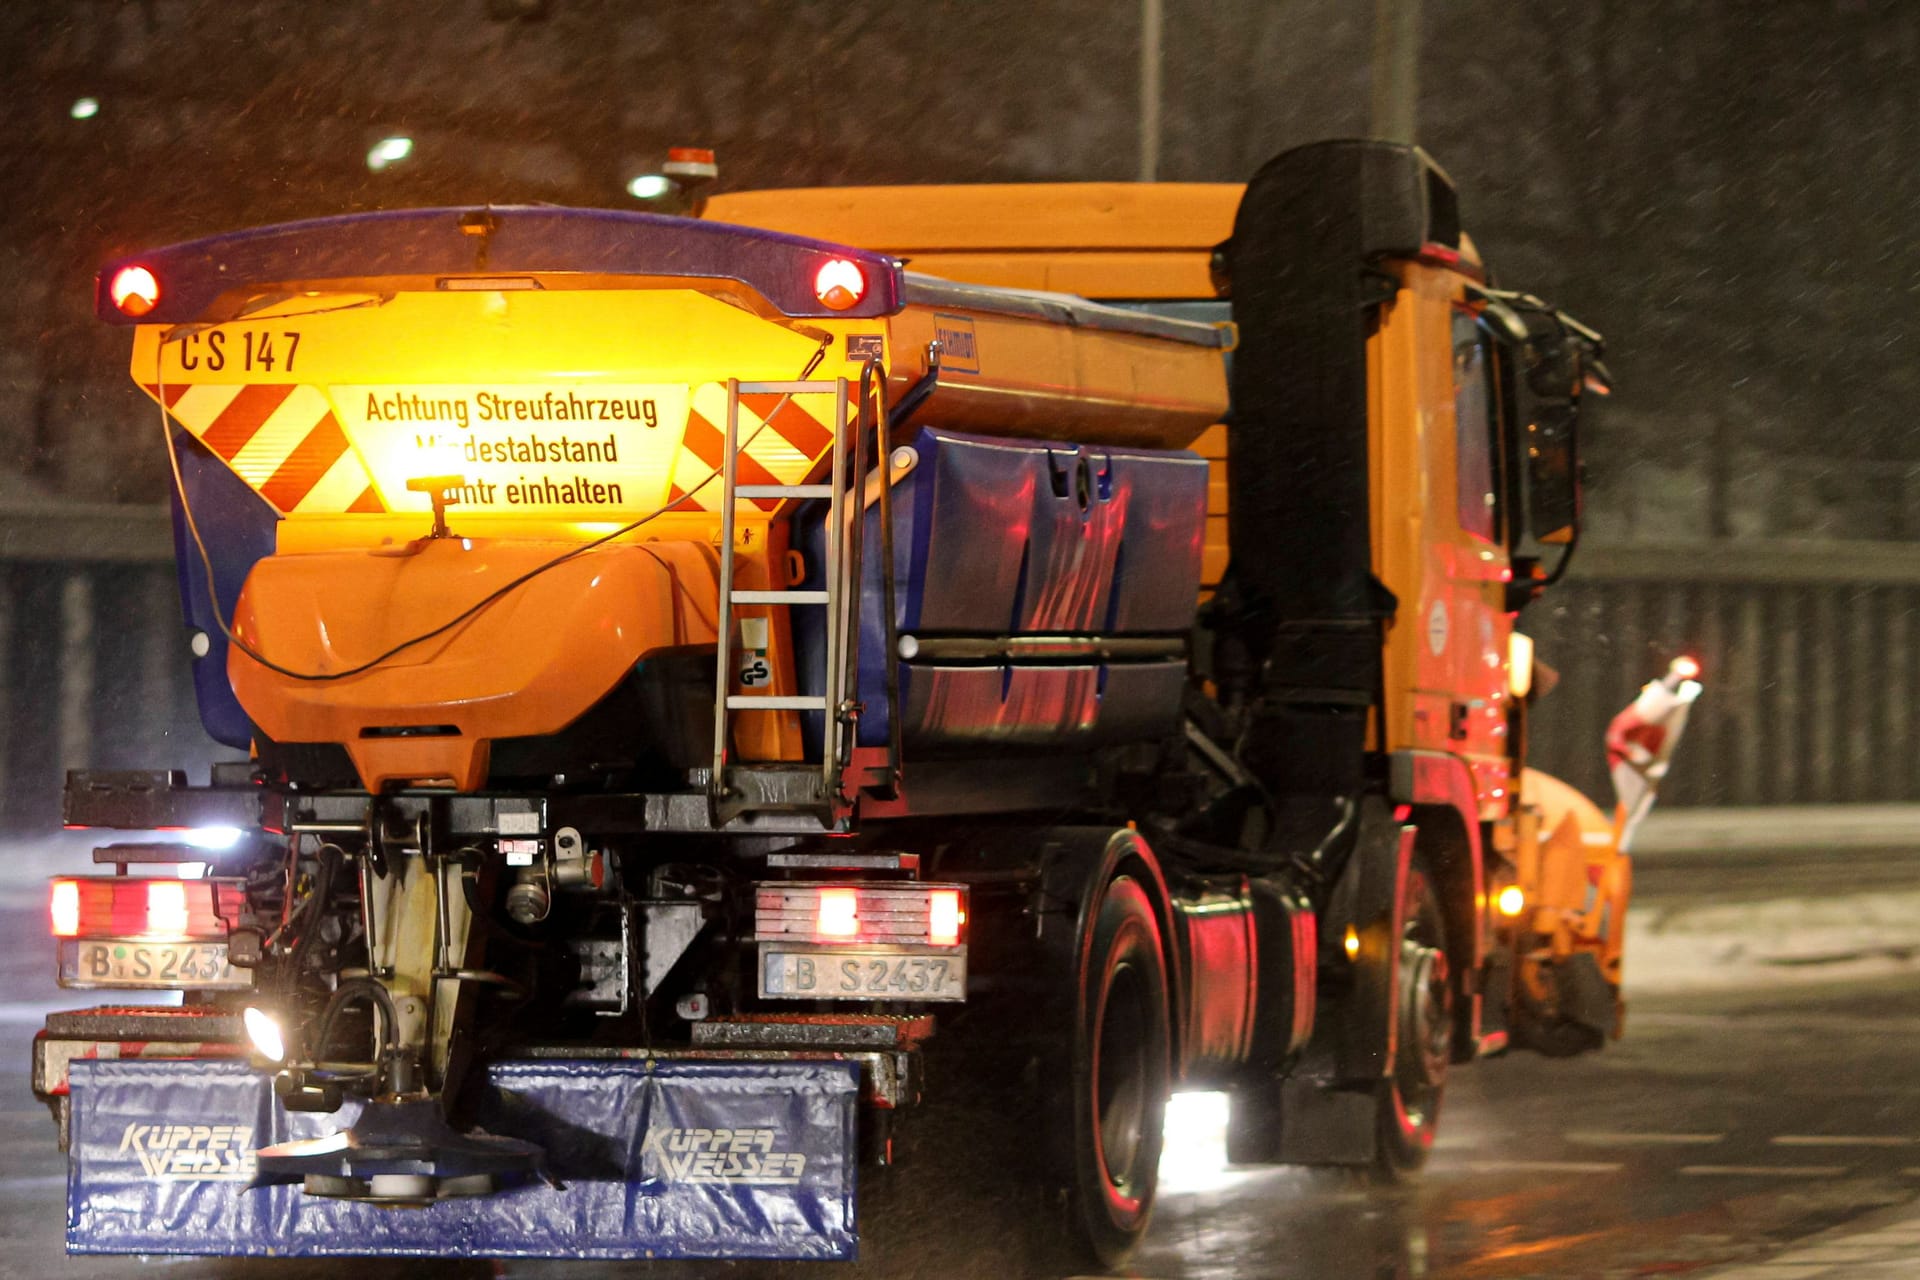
[1224,799,1409,1168]
[1273,1079,1377,1165]
[66,1057,858,1260]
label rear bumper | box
[65,1055,861,1260]
[32,1006,248,1148]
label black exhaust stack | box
[1218,140,1460,797]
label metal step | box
[692,1013,936,1050]
[736,484,833,500]
[726,695,828,711]
[730,589,829,605]
[715,766,833,813]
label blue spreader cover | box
[843,427,1208,752]
[68,1057,858,1260]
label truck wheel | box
[1375,860,1452,1180]
[1066,874,1171,1267]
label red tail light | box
[813,258,866,311]
[817,887,860,937]
[928,889,964,946]
[108,265,160,317]
[758,882,969,946]
[47,877,242,941]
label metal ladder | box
[709,377,861,827]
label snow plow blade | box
[66,1057,858,1260]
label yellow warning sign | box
[332,383,691,513]
[130,287,873,518]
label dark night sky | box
[1,0,1914,540]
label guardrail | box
[0,506,206,831]
[0,515,1908,827]
[1525,540,1920,807]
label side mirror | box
[1523,399,1580,543]
[1476,288,1602,607]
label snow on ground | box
[1627,889,1920,994]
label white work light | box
[243,1007,287,1063]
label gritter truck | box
[35,140,1666,1266]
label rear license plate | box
[58,940,250,990]
[760,947,966,1002]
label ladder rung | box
[727,695,828,711]
[736,380,837,395]
[731,589,829,605]
[737,484,833,499]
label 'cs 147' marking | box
[172,330,302,373]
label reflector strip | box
[667,383,853,514]
[37,1038,247,1097]
[139,382,386,516]
[739,392,834,461]
[199,384,295,459]
[297,447,378,513]
[259,413,350,510]
[229,386,331,486]
[346,485,386,513]
[681,409,783,510]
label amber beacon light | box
[107,265,160,317]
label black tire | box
[1374,859,1452,1180]
[1065,874,1172,1267]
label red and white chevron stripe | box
[38,1038,246,1095]
[666,382,846,513]
[140,382,384,515]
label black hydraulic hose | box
[314,976,401,1062]
[285,843,343,975]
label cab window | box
[1453,310,1499,542]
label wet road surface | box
[6,896,1920,1279]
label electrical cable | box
[154,333,828,683]
[283,842,344,973]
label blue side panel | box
[850,427,1208,752]
[68,1057,858,1260]
[170,427,278,749]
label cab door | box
[1442,306,1516,816]
[1372,266,1516,819]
